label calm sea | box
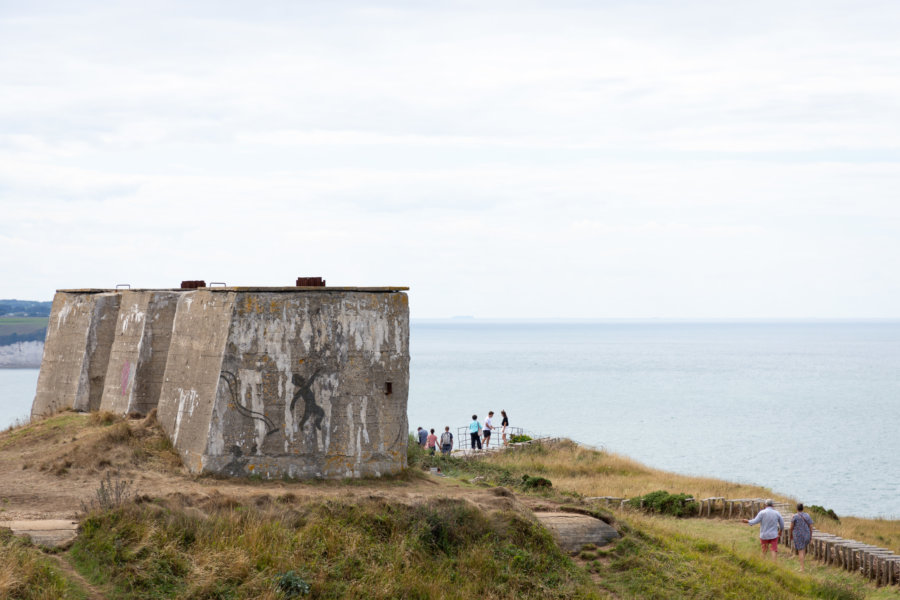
[2,321,898,517]
[408,320,900,518]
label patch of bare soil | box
[0,413,531,522]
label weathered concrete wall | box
[156,289,409,478]
[99,291,181,416]
[32,292,121,417]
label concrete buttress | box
[99,291,181,415]
[32,291,122,417]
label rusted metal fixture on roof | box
[296,277,326,287]
[180,280,206,289]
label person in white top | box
[742,499,785,561]
[482,411,495,449]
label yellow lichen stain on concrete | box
[241,296,253,314]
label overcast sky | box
[1,1,898,318]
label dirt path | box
[48,554,107,600]
[0,414,527,522]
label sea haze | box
[2,320,898,518]
[408,320,900,518]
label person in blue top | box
[417,426,428,447]
[468,415,482,450]
[791,503,814,572]
[743,499,785,561]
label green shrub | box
[275,570,310,597]
[629,490,698,517]
[808,505,840,523]
[509,434,532,443]
[521,474,552,490]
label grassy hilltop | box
[0,414,898,599]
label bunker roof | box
[57,287,409,293]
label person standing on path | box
[469,415,482,450]
[482,411,495,449]
[743,499,785,562]
[500,410,509,446]
[417,426,428,447]
[791,503,814,572]
[426,428,438,455]
[440,426,454,455]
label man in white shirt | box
[483,411,495,449]
[743,499,785,561]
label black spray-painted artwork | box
[218,370,278,437]
[219,367,329,438]
[290,370,324,433]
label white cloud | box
[0,1,899,316]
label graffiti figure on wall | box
[290,370,324,432]
[219,371,278,437]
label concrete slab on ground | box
[0,519,79,547]
[534,511,619,553]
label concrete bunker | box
[32,284,410,479]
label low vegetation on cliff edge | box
[409,439,900,555]
[0,414,898,599]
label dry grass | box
[70,494,601,599]
[817,516,900,555]
[480,441,900,554]
[0,412,85,451]
[0,529,82,599]
[12,411,183,477]
[87,411,118,427]
[610,513,896,600]
[484,440,783,501]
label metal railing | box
[455,426,527,451]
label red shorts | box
[760,538,778,551]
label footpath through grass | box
[0,529,85,599]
